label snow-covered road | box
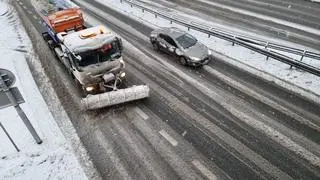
[97,0,320,100]
[10,0,320,179]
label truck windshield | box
[77,41,121,67]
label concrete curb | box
[12,1,101,179]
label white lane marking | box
[18,2,23,6]
[32,15,38,20]
[27,10,32,14]
[182,130,187,137]
[95,130,132,180]
[134,107,149,120]
[22,5,27,9]
[192,160,217,180]
[159,129,178,146]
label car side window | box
[159,34,176,47]
[159,34,166,40]
[162,35,177,48]
[166,36,177,48]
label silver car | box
[150,27,212,66]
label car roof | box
[159,27,186,39]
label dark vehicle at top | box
[150,27,212,66]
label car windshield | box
[175,33,197,49]
[77,41,121,67]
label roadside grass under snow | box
[0,1,87,179]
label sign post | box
[0,122,20,152]
[0,69,42,145]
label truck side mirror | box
[117,37,123,51]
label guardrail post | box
[142,9,144,13]
[170,21,172,24]
[265,42,269,49]
[232,36,235,46]
[300,50,306,61]
[130,4,133,8]
[208,34,210,38]
[155,14,157,18]
[120,0,122,3]
[188,27,190,31]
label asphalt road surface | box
[14,0,320,179]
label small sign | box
[0,69,16,88]
[0,87,25,109]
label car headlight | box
[120,72,126,78]
[208,49,212,55]
[190,56,201,61]
[85,86,95,92]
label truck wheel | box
[119,78,128,89]
[75,79,87,97]
[47,40,58,58]
[42,33,49,41]
[48,40,55,50]
[179,57,187,66]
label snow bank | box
[0,1,87,179]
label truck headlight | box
[120,72,126,78]
[85,86,95,92]
[119,59,125,68]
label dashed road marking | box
[192,160,217,180]
[134,107,149,120]
[182,130,187,137]
[159,129,178,146]
[22,5,27,9]
[95,130,132,180]
[18,2,23,6]
[27,10,32,14]
[33,15,38,20]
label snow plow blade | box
[81,85,150,110]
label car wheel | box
[152,42,159,51]
[179,57,187,66]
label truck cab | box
[56,26,126,94]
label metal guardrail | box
[120,0,320,77]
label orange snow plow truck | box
[39,3,149,110]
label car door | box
[158,34,178,55]
[158,34,169,52]
[164,36,178,55]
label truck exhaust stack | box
[81,85,150,110]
